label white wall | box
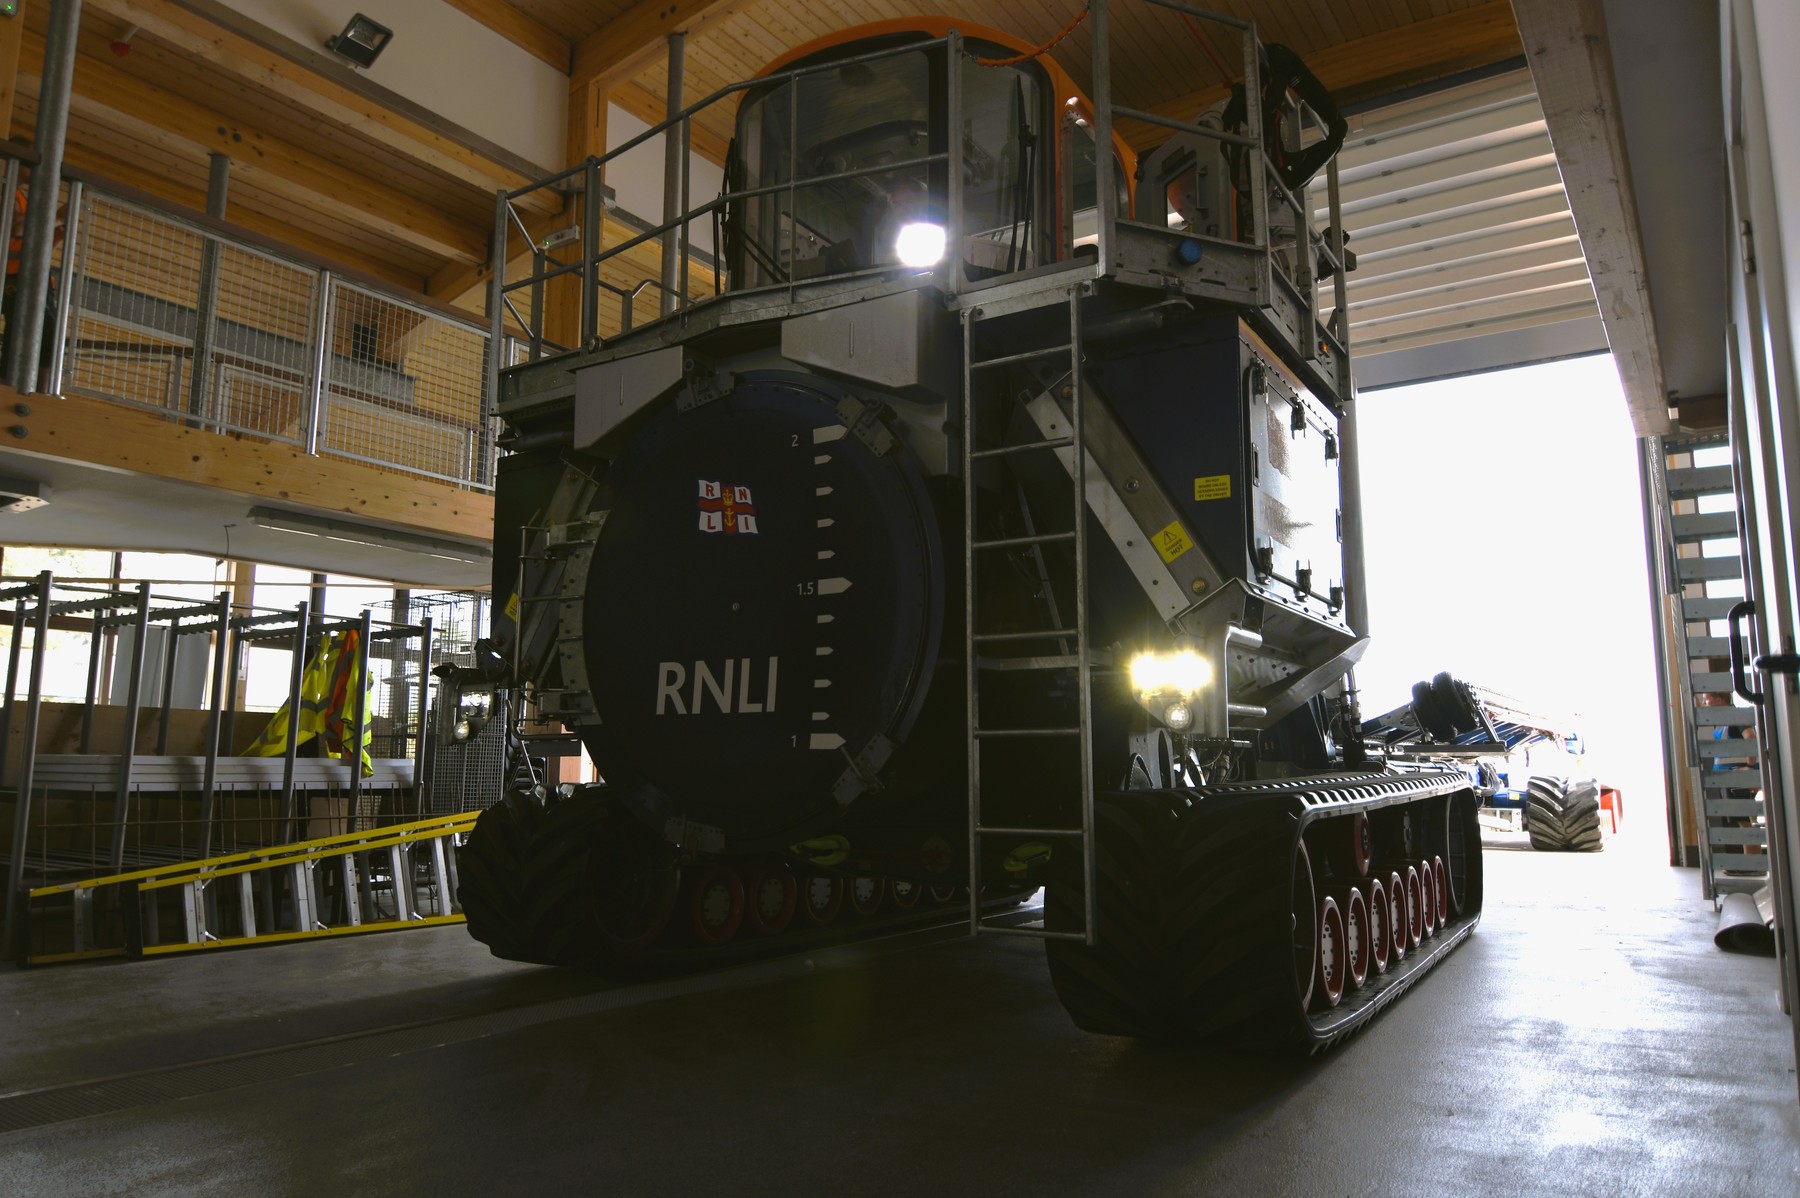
[220,0,567,170]
[606,103,726,255]
[1750,0,1800,370]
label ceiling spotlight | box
[327,13,393,69]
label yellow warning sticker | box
[504,591,520,623]
[1153,521,1193,563]
[1194,474,1232,501]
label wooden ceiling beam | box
[20,34,487,263]
[1512,0,1670,437]
[437,0,570,72]
[570,0,754,94]
[80,0,558,215]
[1123,0,1525,151]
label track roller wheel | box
[1402,865,1423,949]
[926,883,959,906]
[1335,886,1370,989]
[1314,895,1347,1010]
[799,874,844,926]
[688,864,745,946]
[1430,854,1449,925]
[1384,870,1408,963]
[1293,839,1319,1012]
[1418,860,1437,937]
[1364,878,1390,974]
[742,860,797,936]
[1343,812,1372,878]
[889,878,922,911]
[848,874,887,917]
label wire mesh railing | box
[39,177,499,490]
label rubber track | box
[1046,769,1480,1053]
[1526,776,1603,852]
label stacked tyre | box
[1525,776,1604,852]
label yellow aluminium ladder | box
[17,811,477,965]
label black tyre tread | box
[457,791,607,964]
[1045,793,1300,1044]
[1525,776,1604,853]
[1043,792,1185,1036]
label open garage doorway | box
[1355,353,1667,861]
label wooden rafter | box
[81,0,559,215]
[438,0,570,72]
[19,30,487,264]
[570,0,754,94]
[1512,0,1670,437]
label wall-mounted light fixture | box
[326,13,393,69]
[246,506,490,564]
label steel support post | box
[6,0,81,393]
[944,30,964,297]
[278,600,310,842]
[1089,2,1113,275]
[414,613,433,818]
[0,601,25,799]
[660,32,685,316]
[155,612,180,756]
[0,157,19,282]
[345,609,372,833]
[305,271,332,456]
[3,573,53,955]
[1338,399,1370,640]
[582,161,602,348]
[79,595,106,753]
[44,179,82,398]
[185,154,231,423]
[109,584,152,871]
[197,591,230,857]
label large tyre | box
[458,789,605,965]
[1045,792,1302,1042]
[1525,776,1604,852]
[1043,791,1186,1036]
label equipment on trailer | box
[1361,673,1614,851]
[463,9,1482,1051]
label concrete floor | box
[1,822,1797,1197]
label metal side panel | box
[572,346,685,454]
[1022,385,1223,623]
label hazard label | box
[504,591,520,623]
[1193,474,1232,501]
[1153,521,1193,563]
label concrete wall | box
[607,103,726,254]
[1750,0,1800,368]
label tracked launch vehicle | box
[464,5,1481,1051]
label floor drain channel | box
[0,906,1038,1135]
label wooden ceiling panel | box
[505,0,639,44]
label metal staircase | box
[1654,433,1768,900]
[961,286,1097,943]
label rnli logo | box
[698,480,758,534]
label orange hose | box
[973,3,1090,67]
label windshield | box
[725,39,1045,289]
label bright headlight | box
[1128,648,1212,696]
[895,221,947,267]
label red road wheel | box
[848,874,886,916]
[742,860,797,936]
[688,864,744,947]
[1385,870,1407,963]
[1345,811,1372,878]
[1365,878,1390,973]
[889,878,922,910]
[926,883,959,906]
[1338,886,1370,989]
[1292,839,1318,1011]
[1418,860,1437,937]
[798,874,844,926]
[1431,854,1449,924]
[1403,865,1423,949]
[1314,895,1347,1010]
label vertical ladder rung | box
[976,825,1086,838]
[970,437,1075,460]
[973,727,1082,739]
[969,343,1075,370]
[973,628,1078,644]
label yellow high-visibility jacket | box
[244,629,375,775]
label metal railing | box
[0,146,502,491]
[0,571,451,954]
[490,0,1352,399]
